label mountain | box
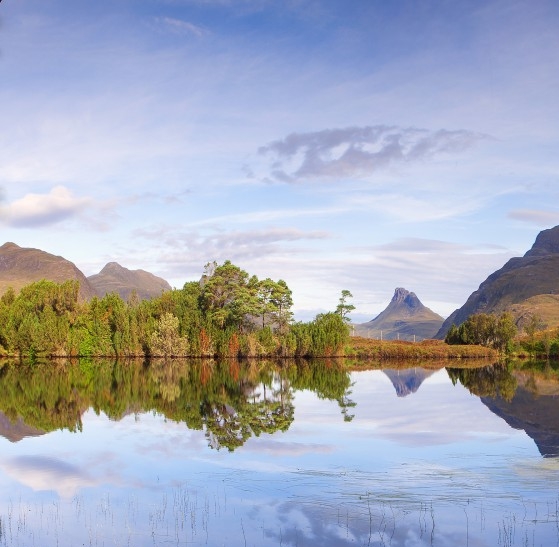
[354,288,444,341]
[0,242,96,300]
[0,242,171,302]
[436,225,559,338]
[87,262,171,301]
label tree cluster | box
[444,312,517,353]
[0,261,351,360]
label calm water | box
[0,358,558,547]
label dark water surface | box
[0,358,558,546]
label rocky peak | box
[392,287,411,302]
[524,225,559,257]
[389,288,423,314]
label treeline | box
[0,260,350,360]
[445,312,517,353]
[444,310,559,359]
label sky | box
[0,0,558,322]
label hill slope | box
[436,225,559,338]
[0,242,96,300]
[354,288,444,341]
[88,262,171,301]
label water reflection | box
[0,358,559,546]
[0,358,355,450]
[383,368,435,396]
[448,361,559,457]
[2,359,559,456]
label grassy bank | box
[346,337,498,361]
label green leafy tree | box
[270,279,293,332]
[494,312,517,353]
[201,261,259,329]
[149,313,189,357]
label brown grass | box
[346,336,498,362]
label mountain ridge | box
[0,242,170,302]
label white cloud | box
[1,186,93,228]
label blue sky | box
[0,0,558,321]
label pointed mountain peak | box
[355,287,444,341]
[392,287,411,302]
[391,287,421,308]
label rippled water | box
[0,360,558,546]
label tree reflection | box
[446,363,517,402]
[0,358,355,450]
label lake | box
[0,358,558,546]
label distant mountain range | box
[0,242,171,301]
[437,225,559,338]
[354,288,444,341]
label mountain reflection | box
[0,358,354,451]
[448,362,559,457]
[383,368,435,397]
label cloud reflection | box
[0,455,97,498]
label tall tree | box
[335,289,355,322]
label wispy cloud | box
[130,225,330,285]
[508,209,559,227]
[258,125,490,183]
[155,17,209,38]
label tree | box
[524,313,544,355]
[257,278,293,331]
[149,313,189,357]
[335,290,355,322]
[270,279,293,332]
[200,261,259,329]
[494,312,517,353]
